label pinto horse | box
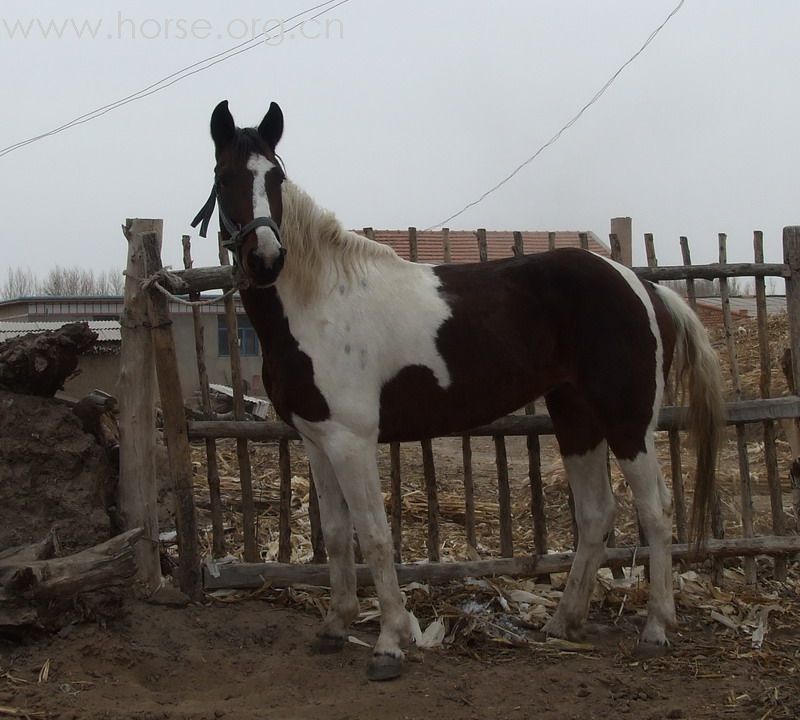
[193,100,725,681]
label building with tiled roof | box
[360,229,610,264]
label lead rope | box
[124,267,240,308]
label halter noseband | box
[190,182,282,254]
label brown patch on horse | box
[239,287,330,425]
[379,249,661,457]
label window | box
[218,315,260,357]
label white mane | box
[279,180,400,303]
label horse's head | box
[206,100,286,287]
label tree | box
[0,266,125,299]
[0,267,38,299]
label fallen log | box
[0,322,97,396]
[0,527,143,635]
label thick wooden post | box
[462,436,477,550]
[142,232,202,599]
[218,238,259,562]
[578,232,589,251]
[408,226,418,262]
[118,219,162,593]
[182,235,226,559]
[610,217,632,267]
[494,435,513,558]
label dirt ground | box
[2,313,800,720]
[3,595,799,720]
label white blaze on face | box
[246,152,282,263]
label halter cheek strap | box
[190,185,283,253]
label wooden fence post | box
[477,228,488,262]
[610,217,632,267]
[783,227,800,393]
[182,235,226,559]
[118,218,162,593]
[754,230,786,581]
[218,238,259,563]
[442,228,451,263]
[142,231,202,599]
[718,233,756,585]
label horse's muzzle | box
[247,246,286,287]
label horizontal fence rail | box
[204,536,800,590]
[187,396,800,442]
[165,261,791,298]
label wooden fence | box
[118,222,800,599]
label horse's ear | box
[210,100,236,148]
[258,102,284,149]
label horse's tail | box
[654,284,725,547]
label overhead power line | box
[424,0,686,230]
[0,0,351,159]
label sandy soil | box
[3,597,798,720]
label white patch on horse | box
[600,256,663,429]
[277,258,452,433]
[246,153,281,261]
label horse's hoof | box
[634,639,670,658]
[366,653,404,681]
[311,633,346,654]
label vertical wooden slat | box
[609,233,622,263]
[462,436,477,550]
[525,405,548,562]
[784,227,800,391]
[513,230,524,258]
[494,435,514,557]
[218,237,258,562]
[408,226,418,262]
[644,232,657,268]
[421,439,440,562]
[442,228,451,264]
[719,233,756,585]
[578,231,589,250]
[389,442,403,563]
[182,235,225,558]
[142,232,201,599]
[679,237,697,310]
[409,226,439,561]
[754,231,786,580]
[548,231,556,252]
[278,439,292,563]
[477,228,488,262]
[307,464,326,563]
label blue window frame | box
[218,314,260,357]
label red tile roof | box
[357,230,610,264]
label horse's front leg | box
[322,429,412,681]
[304,440,360,653]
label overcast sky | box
[1,0,798,279]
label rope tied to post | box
[124,267,239,308]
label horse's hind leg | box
[303,440,360,653]
[613,434,676,651]
[543,387,616,640]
